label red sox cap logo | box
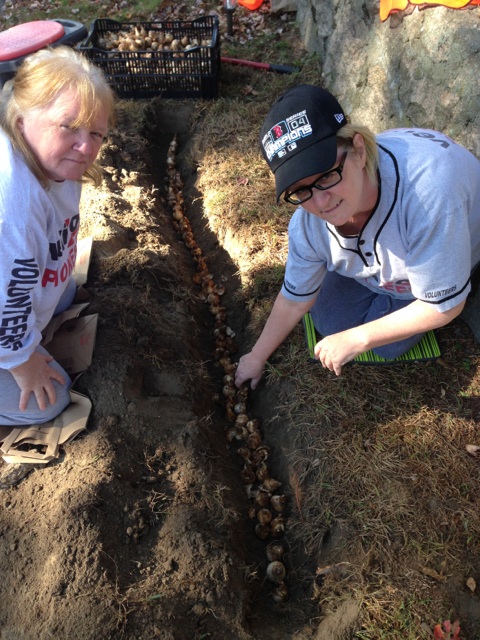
[272,124,283,138]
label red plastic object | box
[221,56,298,74]
[0,21,65,62]
[238,0,264,9]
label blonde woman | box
[0,46,115,426]
[235,84,480,388]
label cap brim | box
[274,134,339,202]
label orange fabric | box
[380,0,480,21]
[380,0,408,20]
[238,0,263,9]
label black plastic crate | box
[78,16,220,100]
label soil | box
[0,100,321,640]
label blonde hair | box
[0,46,115,188]
[336,123,379,186]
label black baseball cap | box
[259,85,347,201]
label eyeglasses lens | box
[284,150,347,205]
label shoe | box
[0,461,35,489]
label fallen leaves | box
[465,443,480,457]
[433,619,461,640]
[466,576,477,592]
[241,84,259,96]
[421,566,447,583]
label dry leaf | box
[466,576,477,592]
[421,566,447,583]
[316,564,335,577]
[466,444,480,457]
[236,177,249,186]
[241,85,259,96]
[434,620,461,640]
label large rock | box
[296,0,480,155]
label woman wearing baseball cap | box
[234,84,480,388]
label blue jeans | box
[0,278,77,426]
[310,271,425,360]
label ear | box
[16,116,24,133]
[352,133,367,168]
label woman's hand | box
[235,352,266,390]
[314,329,365,376]
[10,352,66,412]
[234,293,315,390]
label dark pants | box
[310,272,425,360]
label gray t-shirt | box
[0,130,82,369]
[282,128,480,313]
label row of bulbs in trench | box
[166,136,289,604]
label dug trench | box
[113,100,322,637]
[0,100,326,640]
[81,99,319,637]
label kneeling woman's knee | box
[38,383,71,423]
[12,381,71,426]
[0,360,72,426]
[372,344,405,360]
[372,334,424,361]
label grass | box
[267,323,480,635]
[3,0,480,636]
